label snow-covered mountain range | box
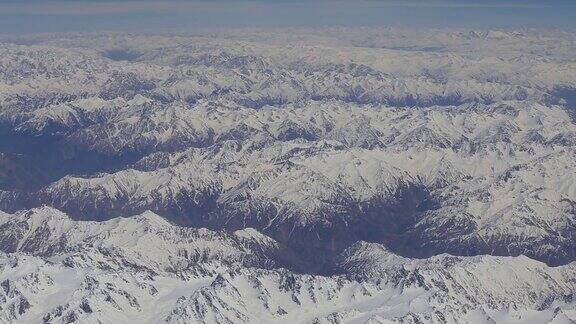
[0,27,575,323]
[1,207,575,323]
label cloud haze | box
[0,0,568,15]
[0,0,574,34]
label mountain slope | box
[1,208,575,324]
[0,28,575,323]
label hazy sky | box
[1,0,575,34]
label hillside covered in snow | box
[0,27,575,323]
